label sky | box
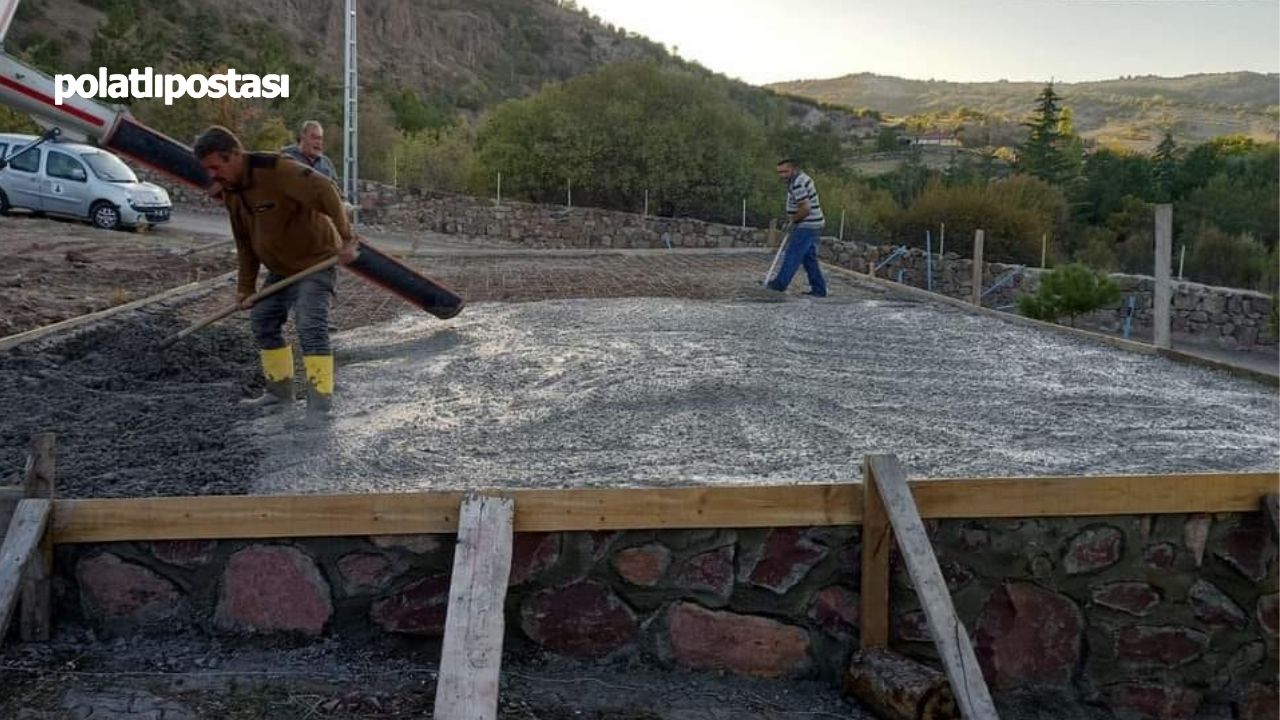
[578,0,1280,85]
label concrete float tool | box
[0,40,465,329]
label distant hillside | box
[6,0,869,144]
[769,72,1280,150]
[8,0,678,109]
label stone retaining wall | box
[56,509,1278,718]
[353,186,1275,350]
[135,161,1274,348]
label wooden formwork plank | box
[0,499,51,647]
[434,495,515,720]
[47,472,1278,545]
[51,484,861,543]
[867,454,998,719]
[910,472,1280,519]
[860,456,891,650]
[0,271,236,353]
[21,433,55,642]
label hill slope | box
[769,72,1280,150]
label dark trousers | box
[251,268,336,354]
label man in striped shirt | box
[768,159,828,297]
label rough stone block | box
[809,586,859,637]
[1105,683,1201,720]
[974,581,1082,688]
[666,602,809,678]
[371,575,450,635]
[337,552,401,595]
[510,532,560,585]
[77,553,181,626]
[738,528,828,594]
[1092,582,1161,617]
[1116,626,1208,668]
[1063,525,1125,575]
[215,545,331,636]
[521,581,637,658]
[612,543,671,587]
[1256,593,1278,637]
[1143,543,1179,570]
[1215,514,1274,582]
[675,545,735,599]
[147,540,216,568]
[1187,579,1248,628]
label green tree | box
[1018,82,1069,184]
[1151,132,1178,202]
[1017,263,1121,326]
[90,0,165,75]
[476,61,770,222]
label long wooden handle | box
[158,256,340,349]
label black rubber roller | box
[105,117,211,188]
[345,241,465,320]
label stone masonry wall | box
[57,510,1277,719]
[353,186,1275,350]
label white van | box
[0,133,173,230]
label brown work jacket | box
[223,152,353,296]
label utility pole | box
[342,0,359,220]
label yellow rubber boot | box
[243,346,295,408]
[303,354,334,416]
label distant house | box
[911,131,961,147]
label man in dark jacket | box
[194,125,358,416]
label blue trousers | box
[768,226,827,295]
[251,268,336,354]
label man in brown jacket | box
[194,125,359,416]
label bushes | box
[1184,226,1271,291]
[1017,263,1121,326]
[891,176,1066,263]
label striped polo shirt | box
[785,170,825,230]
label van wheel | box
[0,189,9,215]
[90,201,121,230]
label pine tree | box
[1151,132,1179,202]
[1019,82,1068,185]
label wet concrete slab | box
[248,292,1280,494]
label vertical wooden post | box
[21,433,54,642]
[971,229,985,306]
[860,457,891,649]
[496,172,502,206]
[434,495,514,720]
[1154,205,1173,349]
[865,455,999,719]
[643,189,649,219]
[839,210,846,241]
[1040,233,1048,269]
[939,222,945,257]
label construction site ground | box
[0,214,235,337]
[0,209,1275,718]
[0,631,1104,720]
[1,211,1276,497]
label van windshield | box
[83,151,138,183]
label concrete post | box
[1154,204,1173,349]
[971,229,984,306]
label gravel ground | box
[250,293,1279,494]
[1,250,1275,498]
